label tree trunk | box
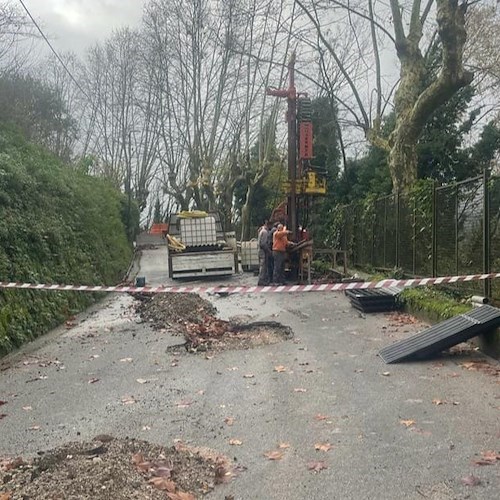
[387,0,473,192]
[388,46,427,191]
[240,184,255,241]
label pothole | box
[134,293,293,353]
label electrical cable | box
[17,0,91,102]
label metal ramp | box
[379,305,500,363]
[345,287,402,313]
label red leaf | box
[473,450,500,465]
[308,460,328,472]
[461,475,481,486]
[0,457,25,471]
[314,414,328,421]
[149,477,176,492]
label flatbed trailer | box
[168,247,237,279]
[166,212,237,280]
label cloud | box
[23,0,144,54]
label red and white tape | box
[0,273,499,295]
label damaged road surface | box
[1,247,499,499]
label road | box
[1,247,499,499]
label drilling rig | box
[266,53,326,280]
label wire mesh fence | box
[338,171,499,300]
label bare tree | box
[0,2,36,74]
[464,1,500,122]
[81,28,160,211]
[296,0,475,191]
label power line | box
[17,0,91,101]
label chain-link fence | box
[337,171,499,300]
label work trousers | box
[272,250,286,284]
[267,251,274,280]
[258,249,269,286]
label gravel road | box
[1,247,499,499]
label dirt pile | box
[135,293,217,329]
[135,293,292,352]
[0,436,233,500]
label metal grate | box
[346,287,402,313]
[379,305,500,363]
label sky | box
[22,0,144,55]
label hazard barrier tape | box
[0,273,499,295]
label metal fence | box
[338,170,500,300]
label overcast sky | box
[23,0,144,55]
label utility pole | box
[267,52,298,241]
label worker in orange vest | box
[272,224,290,285]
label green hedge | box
[0,125,134,355]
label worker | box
[257,220,271,286]
[272,223,290,285]
[267,221,279,280]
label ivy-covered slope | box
[0,126,133,355]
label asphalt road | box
[1,247,499,499]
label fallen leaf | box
[152,465,173,478]
[400,419,416,427]
[263,450,283,460]
[121,396,137,405]
[315,443,332,452]
[473,450,500,465]
[461,474,481,486]
[243,374,255,378]
[175,400,192,409]
[167,491,195,500]
[224,416,235,426]
[0,457,25,471]
[308,460,328,472]
[0,492,12,500]
[149,477,176,492]
[120,357,133,363]
[460,362,477,369]
[274,365,287,373]
[293,388,307,393]
[432,399,445,405]
[229,439,242,446]
[314,414,328,421]
[278,442,290,449]
[88,378,100,384]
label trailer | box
[166,212,237,280]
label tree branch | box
[296,0,370,130]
